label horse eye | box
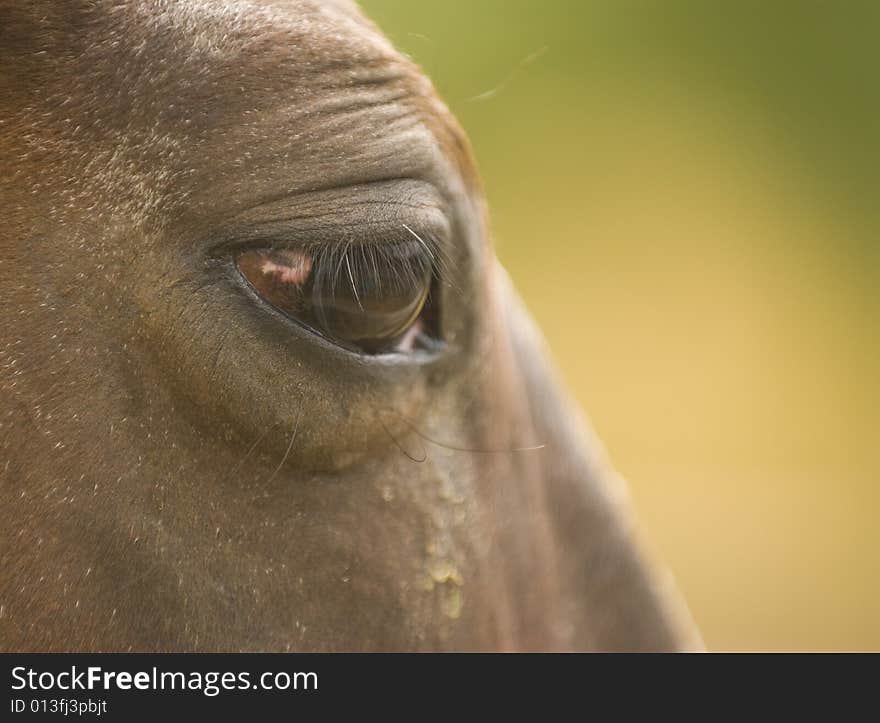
[235,244,437,354]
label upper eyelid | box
[200,179,452,253]
[209,219,449,261]
[231,200,444,228]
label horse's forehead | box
[123,0,396,69]
[72,0,408,103]
[11,0,476,231]
[18,0,416,117]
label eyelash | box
[286,229,448,300]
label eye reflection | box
[236,242,438,354]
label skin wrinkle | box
[207,180,452,255]
[0,0,700,651]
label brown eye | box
[235,242,438,354]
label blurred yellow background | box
[362,0,879,651]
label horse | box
[0,0,700,651]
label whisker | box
[265,412,301,484]
[228,424,275,480]
[465,46,549,103]
[378,414,427,463]
[379,408,546,459]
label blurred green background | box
[361,0,879,651]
